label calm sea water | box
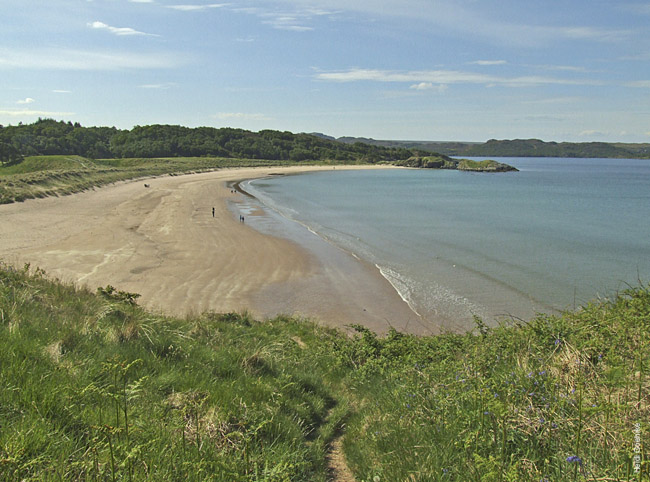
[242,158,650,327]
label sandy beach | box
[0,166,433,335]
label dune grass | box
[0,156,297,204]
[1,263,648,481]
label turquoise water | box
[243,158,650,327]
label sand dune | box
[0,166,434,334]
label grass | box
[1,263,648,480]
[0,156,300,204]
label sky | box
[1,0,650,142]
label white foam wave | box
[376,265,422,317]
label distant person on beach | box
[212,207,215,217]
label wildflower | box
[539,418,545,424]
[552,423,558,429]
[566,455,583,465]
[554,338,561,346]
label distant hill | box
[330,136,650,159]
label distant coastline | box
[324,134,650,159]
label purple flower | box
[566,455,583,465]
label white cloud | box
[167,4,228,11]
[139,82,176,89]
[409,82,447,92]
[88,21,159,37]
[315,68,604,88]
[53,90,72,94]
[17,98,35,104]
[0,109,75,117]
[469,60,507,66]
[0,48,181,71]
[231,5,334,32]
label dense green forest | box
[0,119,414,164]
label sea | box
[238,158,650,328]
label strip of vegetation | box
[0,155,297,204]
[0,119,413,163]
[335,136,650,159]
[1,263,647,480]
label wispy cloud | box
[521,96,585,105]
[272,0,633,45]
[17,98,35,104]
[0,48,181,71]
[469,60,507,66]
[167,3,228,11]
[53,90,72,94]
[314,68,604,88]
[0,109,75,117]
[88,21,159,37]
[231,5,336,32]
[409,82,447,92]
[139,82,176,89]
[579,129,608,138]
[534,64,592,73]
[626,80,650,88]
[130,0,155,3]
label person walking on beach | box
[212,207,215,217]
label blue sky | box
[1,0,649,142]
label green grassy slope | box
[0,155,294,204]
[1,264,648,480]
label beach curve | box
[0,165,435,335]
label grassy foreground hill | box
[1,263,648,481]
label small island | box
[394,154,518,172]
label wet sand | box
[0,166,434,335]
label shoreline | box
[0,165,434,335]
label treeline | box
[462,138,650,158]
[333,135,650,159]
[0,119,413,163]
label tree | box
[0,141,24,167]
